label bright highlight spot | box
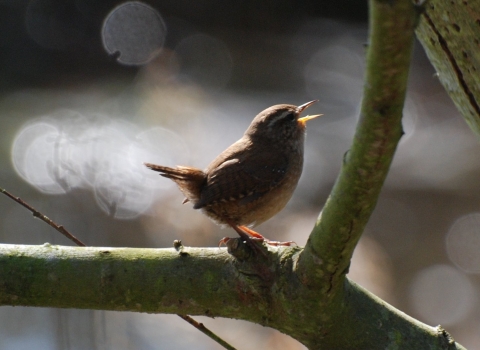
[102,2,166,65]
[11,111,189,219]
[408,264,476,326]
[446,213,480,273]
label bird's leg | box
[219,221,267,256]
[237,226,265,241]
[219,220,295,251]
[239,226,296,247]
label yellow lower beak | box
[298,114,323,126]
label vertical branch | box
[296,0,420,292]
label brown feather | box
[144,163,206,204]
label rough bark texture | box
[416,0,480,136]
[0,243,466,349]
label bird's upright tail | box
[144,163,206,204]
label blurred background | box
[1,0,479,349]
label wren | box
[145,100,321,251]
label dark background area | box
[0,0,367,92]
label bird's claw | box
[236,225,296,246]
[218,237,230,247]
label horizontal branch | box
[0,243,466,349]
[0,244,260,319]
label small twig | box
[0,187,86,246]
[0,186,237,350]
[178,315,237,350]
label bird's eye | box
[284,113,295,122]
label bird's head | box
[245,100,322,143]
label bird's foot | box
[218,235,263,246]
[218,237,232,246]
[238,225,296,246]
[219,223,296,257]
[218,223,267,256]
[219,235,266,256]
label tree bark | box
[416,0,480,136]
[0,244,465,349]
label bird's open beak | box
[298,114,323,126]
[296,100,323,126]
[296,100,318,113]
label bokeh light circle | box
[446,213,480,273]
[11,111,190,219]
[102,1,166,65]
[12,121,68,194]
[408,264,476,326]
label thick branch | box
[0,243,321,334]
[0,244,265,321]
[416,0,480,137]
[297,0,418,293]
[0,244,466,349]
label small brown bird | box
[145,100,321,251]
